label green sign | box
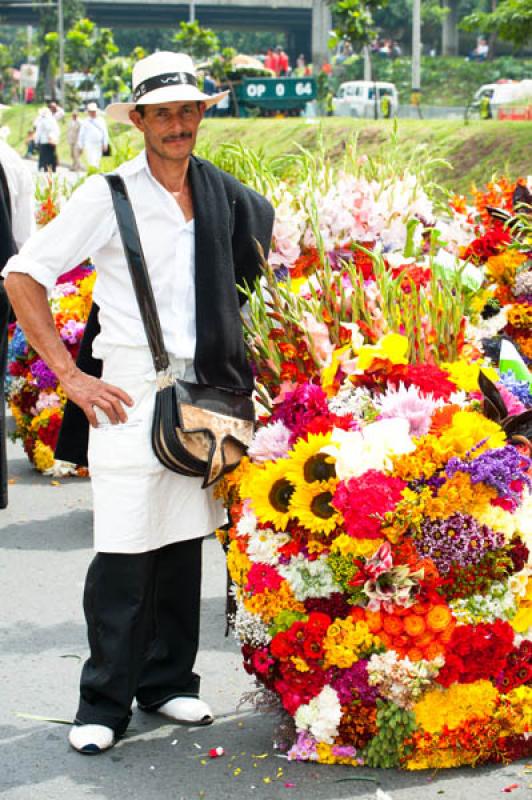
[242,77,316,102]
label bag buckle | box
[156,367,175,390]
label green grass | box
[2,105,530,195]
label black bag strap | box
[103,173,170,373]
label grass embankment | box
[2,105,530,195]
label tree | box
[38,0,84,98]
[44,18,119,82]
[173,21,220,62]
[461,0,532,50]
[327,0,389,52]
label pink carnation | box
[332,470,406,539]
[245,563,283,594]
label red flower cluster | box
[437,620,515,687]
[333,471,406,539]
[495,640,532,693]
[461,224,511,264]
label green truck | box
[232,76,317,117]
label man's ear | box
[128,109,144,131]
[198,102,206,122]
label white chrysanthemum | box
[232,599,271,647]
[514,489,532,552]
[247,527,290,566]
[236,503,259,538]
[294,686,342,744]
[367,651,442,710]
[321,418,415,480]
[328,384,376,420]
[278,554,340,601]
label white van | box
[472,80,532,112]
[333,81,399,118]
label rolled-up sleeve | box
[4,174,115,290]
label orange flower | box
[411,600,431,616]
[404,615,426,638]
[423,641,446,661]
[414,631,435,649]
[365,609,383,633]
[426,604,453,633]
[429,405,460,434]
[407,647,424,663]
[383,616,404,636]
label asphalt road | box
[0,436,529,800]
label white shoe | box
[155,697,214,726]
[68,724,115,754]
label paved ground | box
[0,436,530,800]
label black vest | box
[0,160,18,270]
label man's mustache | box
[163,133,193,142]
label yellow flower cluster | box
[58,294,86,319]
[392,438,447,482]
[442,360,499,393]
[424,472,497,519]
[245,581,306,624]
[485,250,527,286]
[413,680,498,734]
[382,486,432,539]
[505,685,532,731]
[507,303,532,329]
[315,742,358,766]
[476,504,517,541]
[330,533,383,559]
[511,578,532,634]
[33,440,55,472]
[437,410,506,458]
[323,618,381,669]
[214,457,251,503]
[227,539,252,587]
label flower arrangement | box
[216,156,532,770]
[6,262,95,473]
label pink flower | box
[248,420,292,463]
[245,563,283,593]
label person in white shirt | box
[4,51,274,756]
[0,135,35,508]
[34,108,60,172]
[66,110,82,171]
[49,100,65,121]
[78,102,109,169]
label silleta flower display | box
[215,163,531,769]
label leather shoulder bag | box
[104,173,255,489]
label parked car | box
[332,81,399,118]
[55,72,102,108]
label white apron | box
[88,346,227,553]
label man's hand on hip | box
[60,369,134,427]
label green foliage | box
[327,0,389,51]
[64,18,118,77]
[173,20,220,62]
[461,0,532,49]
[363,700,416,768]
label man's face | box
[129,101,205,163]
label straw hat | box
[106,52,229,125]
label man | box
[34,108,60,172]
[78,102,109,170]
[0,135,35,508]
[66,110,82,171]
[4,51,274,755]
[49,100,65,122]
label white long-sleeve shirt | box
[4,150,196,361]
[78,115,109,151]
[0,139,35,248]
[34,113,60,146]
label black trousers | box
[76,537,203,736]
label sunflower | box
[285,432,336,485]
[289,479,341,534]
[246,460,296,530]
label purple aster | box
[446,445,531,499]
[30,359,58,390]
[330,660,379,705]
[416,512,504,573]
[332,744,357,758]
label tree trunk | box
[441,0,459,56]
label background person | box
[67,111,82,171]
[34,107,59,172]
[4,50,274,756]
[78,102,109,170]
